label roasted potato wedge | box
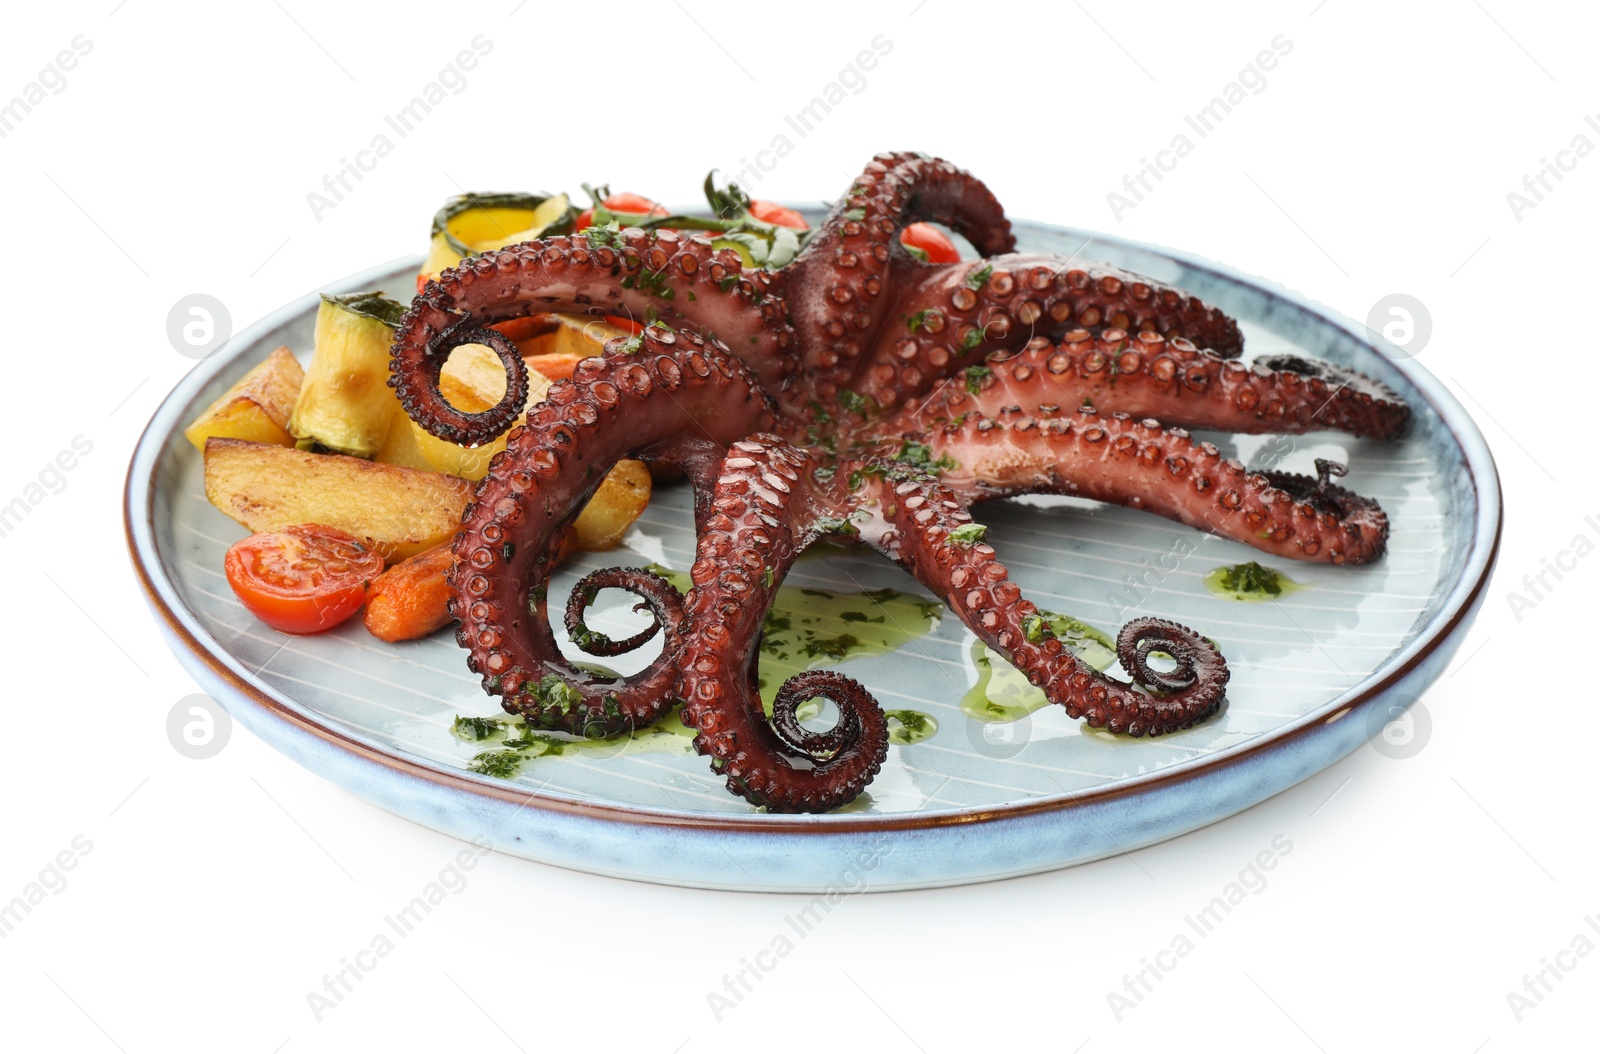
[573,458,651,551]
[183,347,304,451]
[371,335,652,549]
[204,438,473,563]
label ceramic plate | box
[126,221,1501,891]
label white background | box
[2,1,1592,1050]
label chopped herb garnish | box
[837,389,873,418]
[966,264,993,289]
[904,310,933,333]
[843,208,866,221]
[530,674,584,711]
[1218,561,1284,597]
[452,715,505,742]
[584,221,624,250]
[815,514,860,538]
[949,523,988,547]
[964,364,992,393]
[470,750,526,779]
[802,633,860,660]
[895,439,958,474]
[889,710,928,734]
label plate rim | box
[125,233,1503,837]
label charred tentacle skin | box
[390,229,797,444]
[862,474,1228,735]
[856,260,1246,412]
[677,438,888,812]
[776,151,1016,405]
[564,567,677,658]
[449,331,774,736]
[901,328,1407,441]
[393,150,1408,811]
[907,408,1389,565]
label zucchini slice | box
[288,292,407,459]
[419,192,576,283]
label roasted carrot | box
[489,314,559,342]
[363,529,579,643]
[363,544,455,642]
[522,352,587,383]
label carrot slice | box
[363,544,455,642]
[363,529,579,643]
[490,315,559,342]
[522,352,587,383]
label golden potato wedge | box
[375,344,552,480]
[204,438,473,563]
[573,458,651,551]
[183,347,304,451]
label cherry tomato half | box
[748,200,809,229]
[574,192,669,232]
[900,222,960,264]
[224,525,385,635]
[603,314,645,335]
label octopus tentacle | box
[896,328,1409,441]
[857,257,1246,412]
[564,567,673,657]
[390,230,795,445]
[864,474,1228,735]
[780,152,1015,400]
[915,409,1389,564]
[450,331,775,736]
[677,437,889,813]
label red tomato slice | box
[489,315,558,342]
[900,222,961,263]
[604,315,645,335]
[224,525,385,635]
[748,200,808,229]
[575,192,669,232]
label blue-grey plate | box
[125,224,1500,892]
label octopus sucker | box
[390,151,1410,812]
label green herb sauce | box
[454,568,950,781]
[1204,561,1301,602]
[886,709,938,745]
[642,565,943,708]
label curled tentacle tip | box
[564,566,684,658]
[395,322,529,446]
[771,670,881,762]
[1114,617,1230,733]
